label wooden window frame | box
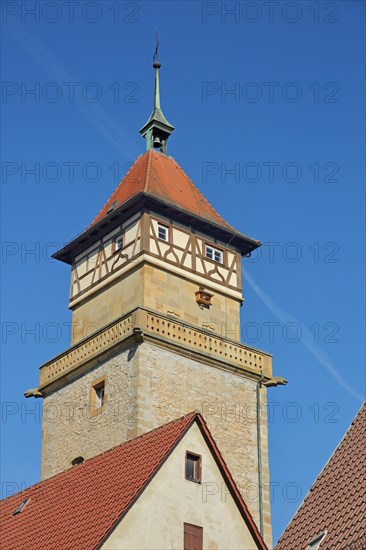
[185,451,202,483]
[204,243,225,265]
[157,222,169,242]
[112,234,124,254]
[184,523,203,550]
[90,376,107,417]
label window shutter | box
[184,523,203,550]
[196,456,202,481]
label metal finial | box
[140,33,174,153]
[153,29,161,69]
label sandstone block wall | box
[40,340,272,546]
[40,345,139,479]
[71,263,241,345]
[71,267,144,344]
[136,342,272,546]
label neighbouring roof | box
[91,149,235,230]
[0,412,267,550]
[275,403,366,550]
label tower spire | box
[153,32,161,111]
[139,34,174,154]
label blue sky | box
[1,0,365,544]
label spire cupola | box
[139,36,174,154]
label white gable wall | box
[102,422,259,550]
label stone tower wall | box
[71,263,242,345]
[40,346,138,479]
[40,340,272,546]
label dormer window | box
[306,531,328,550]
[13,498,29,515]
[157,223,169,242]
[106,200,118,214]
[205,244,223,264]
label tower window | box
[205,244,223,264]
[185,452,202,483]
[94,382,105,407]
[184,523,203,550]
[113,235,123,253]
[90,378,106,415]
[157,223,169,242]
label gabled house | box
[0,412,267,550]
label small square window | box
[205,245,223,264]
[114,235,123,252]
[185,452,202,483]
[157,223,168,242]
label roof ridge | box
[95,411,199,548]
[90,151,239,233]
[195,413,267,550]
[1,410,268,550]
[170,156,236,231]
[0,410,198,504]
[55,150,260,263]
[113,409,197,449]
[308,401,365,484]
[144,149,153,192]
[89,152,146,227]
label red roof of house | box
[0,412,267,550]
[90,149,235,231]
[275,403,366,550]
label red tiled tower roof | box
[0,412,267,550]
[275,403,366,550]
[54,149,260,264]
[90,149,235,231]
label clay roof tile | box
[0,411,267,550]
[90,149,235,231]
[275,403,366,550]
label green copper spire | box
[154,58,161,110]
[139,35,174,154]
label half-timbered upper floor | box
[54,150,261,343]
[69,211,243,306]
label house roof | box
[90,149,235,230]
[275,403,366,550]
[0,412,267,550]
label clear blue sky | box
[1,1,365,544]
